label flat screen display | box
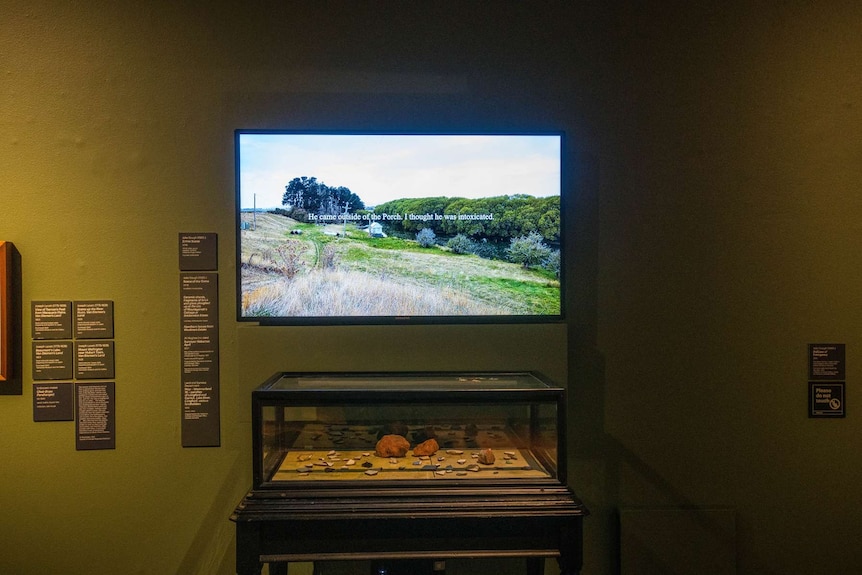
[236,130,564,325]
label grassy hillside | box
[239,212,560,318]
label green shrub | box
[447,234,474,254]
[416,227,436,248]
[507,231,552,268]
[543,249,561,277]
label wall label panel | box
[179,232,218,271]
[32,341,74,380]
[74,300,114,339]
[75,341,115,379]
[33,382,74,421]
[808,343,846,418]
[808,343,845,380]
[32,301,72,340]
[75,382,115,450]
[180,270,220,447]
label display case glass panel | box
[251,372,566,489]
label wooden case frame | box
[0,241,10,381]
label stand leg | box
[235,523,263,575]
[269,562,288,575]
[557,520,583,575]
[526,557,544,575]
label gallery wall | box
[1,2,861,575]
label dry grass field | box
[239,212,559,318]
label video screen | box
[236,131,563,324]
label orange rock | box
[413,438,439,456]
[375,434,410,457]
[477,448,495,465]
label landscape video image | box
[237,133,563,322]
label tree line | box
[277,176,559,245]
[372,194,560,243]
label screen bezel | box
[235,129,566,326]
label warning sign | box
[808,382,845,418]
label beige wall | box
[1,2,860,574]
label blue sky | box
[238,133,561,209]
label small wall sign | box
[808,343,845,380]
[32,301,73,340]
[809,382,845,418]
[33,383,74,422]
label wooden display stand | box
[231,484,586,575]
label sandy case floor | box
[269,423,553,481]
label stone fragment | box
[375,434,410,457]
[413,438,440,456]
[477,449,495,465]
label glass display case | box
[251,371,567,490]
[235,371,587,575]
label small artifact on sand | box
[413,438,439,456]
[365,469,379,476]
[477,448,495,465]
[375,434,410,457]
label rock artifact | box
[413,438,440,456]
[477,448,495,465]
[375,434,410,457]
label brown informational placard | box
[75,341,115,380]
[74,301,114,339]
[75,382,115,450]
[32,301,73,340]
[33,382,74,422]
[179,233,218,271]
[32,341,74,380]
[180,272,220,447]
